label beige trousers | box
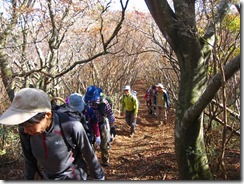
[156,106,167,124]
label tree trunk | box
[0,50,15,101]
[174,49,213,179]
[144,0,222,179]
[144,0,240,179]
[175,115,213,179]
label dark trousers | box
[125,110,137,133]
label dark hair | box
[25,112,46,124]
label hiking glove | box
[94,136,101,147]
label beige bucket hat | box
[0,88,51,125]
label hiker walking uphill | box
[68,93,101,147]
[120,85,139,137]
[144,85,157,115]
[155,83,170,125]
[0,88,105,180]
[84,85,116,167]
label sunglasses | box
[21,112,46,126]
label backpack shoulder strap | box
[56,112,75,150]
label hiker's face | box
[21,112,52,135]
[156,87,163,91]
[124,90,130,95]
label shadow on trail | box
[109,151,178,180]
[137,116,159,127]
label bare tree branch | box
[183,54,240,126]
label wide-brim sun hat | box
[123,85,131,91]
[156,83,165,89]
[84,85,102,102]
[0,88,51,125]
[69,93,85,112]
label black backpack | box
[51,99,94,150]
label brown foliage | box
[0,81,240,180]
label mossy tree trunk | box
[144,0,240,179]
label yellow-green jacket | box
[120,94,139,116]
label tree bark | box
[144,0,239,179]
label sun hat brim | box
[156,83,165,89]
[0,107,50,125]
[72,104,85,112]
[84,93,100,102]
[84,87,102,102]
[0,88,52,125]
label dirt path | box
[101,81,178,180]
[0,80,178,180]
[0,81,240,180]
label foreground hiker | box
[120,85,139,137]
[0,88,105,180]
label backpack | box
[98,93,113,116]
[131,90,140,107]
[154,90,170,108]
[100,93,113,109]
[51,99,95,150]
[85,94,113,144]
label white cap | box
[156,83,165,89]
[123,85,131,90]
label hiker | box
[155,83,170,125]
[68,93,101,147]
[84,85,115,167]
[0,88,105,180]
[120,85,139,137]
[144,85,157,115]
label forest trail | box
[0,80,240,180]
[100,80,178,180]
[0,80,178,180]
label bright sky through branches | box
[111,0,149,12]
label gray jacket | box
[19,112,104,180]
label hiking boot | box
[130,126,135,137]
[130,126,135,134]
